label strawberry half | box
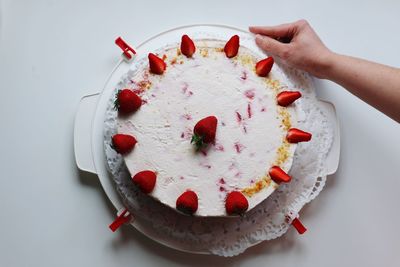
[255,56,274,77]
[286,128,312,143]
[148,53,166,74]
[111,134,137,154]
[191,116,218,150]
[176,190,198,215]
[132,170,157,194]
[180,35,196,57]
[224,35,240,58]
[114,89,142,114]
[269,166,291,183]
[277,91,302,107]
[225,191,248,215]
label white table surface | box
[1,0,400,266]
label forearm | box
[250,20,400,122]
[322,53,400,122]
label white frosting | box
[117,40,297,216]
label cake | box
[112,35,311,216]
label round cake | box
[113,35,311,216]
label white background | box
[1,0,400,266]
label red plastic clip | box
[109,208,132,232]
[115,37,136,60]
[291,217,307,234]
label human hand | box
[249,20,333,78]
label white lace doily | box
[103,57,334,256]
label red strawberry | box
[191,116,218,150]
[225,191,248,215]
[180,35,196,57]
[132,170,157,194]
[224,35,240,58]
[176,190,198,215]
[114,89,142,114]
[286,128,312,143]
[148,53,166,74]
[277,91,302,107]
[111,134,137,154]
[255,56,274,77]
[269,166,291,183]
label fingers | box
[255,34,288,58]
[249,22,297,38]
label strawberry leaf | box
[114,90,122,110]
[110,140,115,150]
[191,134,205,151]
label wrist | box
[313,50,338,79]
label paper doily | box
[103,54,334,257]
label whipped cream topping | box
[117,40,297,216]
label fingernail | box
[255,34,263,41]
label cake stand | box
[73,24,340,254]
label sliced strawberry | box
[180,35,196,57]
[286,128,312,143]
[114,89,142,114]
[224,35,240,58]
[176,190,198,215]
[277,91,302,107]
[269,166,291,183]
[225,191,248,215]
[132,170,157,194]
[255,56,274,77]
[148,53,166,74]
[111,134,137,154]
[191,116,218,150]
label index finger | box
[249,22,297,39]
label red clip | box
[115,37,136,60]
[109,208,132,232]
[291,217,307,234]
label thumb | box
[255,34,287,57]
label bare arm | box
[249,20,400,123]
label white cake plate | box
[73,24,340,254]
